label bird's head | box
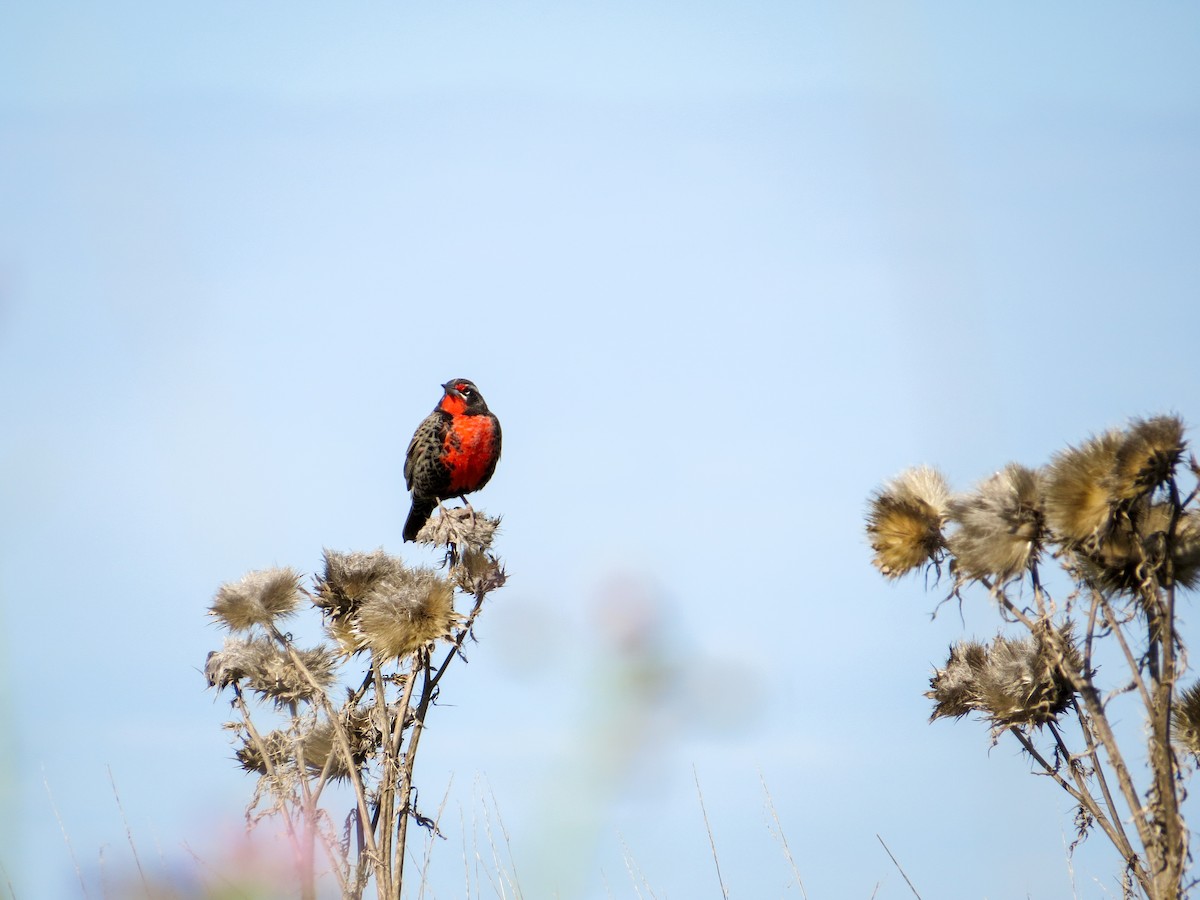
[439,379,490,415]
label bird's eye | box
[460,384,474,396]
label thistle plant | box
[866,416,1200,899]
[205,509,506,900]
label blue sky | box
[2,2,1199,897]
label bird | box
[403,378,502,542]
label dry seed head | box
[1173,512,1200,589]
[235,729,292,776]
[209,568,303,632]
[927,640,988,721]
[353,567,459,660]
[245,644,338,706]
[416,507,500,551]
[1043,431,1123,545]
[298,707,379,780]
[976,632,1075,727]
[1077,504,1200,595]
[1173,682,1200,758]
[314,549,406,620]
[454,548,508,595]
[1109,416,1185,502]
[206,637,337,704]
[927,627,1078,728]
[205,637,262,689]
[947,464,1044,582]
[866,466,950,579]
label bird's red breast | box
[442,413,500,494]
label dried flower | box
[206,637,337,705]
[205,638,261,689]
[246,645,338,706]
[1173,512,1200,590]
[209,568,303,632]
[1109,416,1185,502]
[1074,504,1200,595]
[454,548,508,595]
[866,466,950,579]
[928,626,1079,728]
[296,707,380,780]
[415,507,500,551]
[314,549,406,620]
[236,729,291,775]
[1043,431,1123,546]
[1172,681,1200,758]
[928,640,988,720]
[947,464,1044,582]
[353,567,459,660]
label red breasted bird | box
[403,379,502,542]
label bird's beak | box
[442,380,457,395]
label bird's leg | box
[459,495,477,527]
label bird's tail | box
[403,498,437,542]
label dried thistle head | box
[313,549,406,620]
[866,466,950,579]
[246,644,338,706]
[1173,512,1200,589]
[1075,504,1200,595]
[947,464,1044,582]
[414,507,500,552]
[297,707,380,780]
[206,637,338,705]
[454,548,508,595]
[1173,681,1200,758]
[353,567,459,660]
[209,568,303,632]
[927,640,988,720]
[1109,416,1185,502]
[1043,431,1123,546]
[976,630,1077,728]
[205,638,261,689]
[928,626,1078,729]
[235,729,292,776]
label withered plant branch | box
[981,572,1156,892]
[270,626,389,900]
[1098,591,1155,711]
[1070,699,1133,865]
[1065,648,1156,884]
[374,663,396,891]
[1147,478,1187,897]
[1008,726,1129,861]
[285,701,320,900]
[391,581,492,895]
[875,834,922,900]
[694,767,730,900]
[395,648,435,900]
[378,653,423,900]
[232,688,302,843]
[979,576,1039,633]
